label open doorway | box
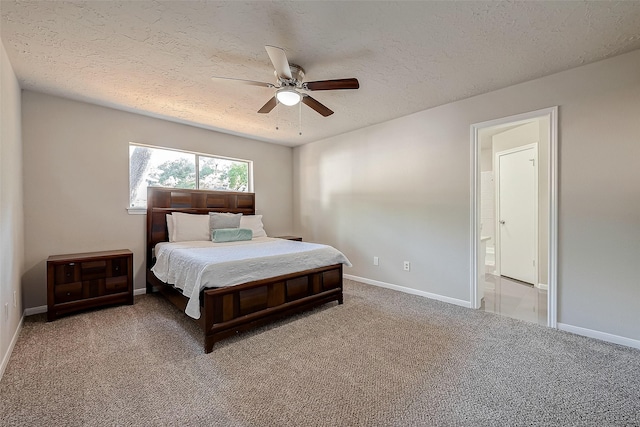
[470,107,558,327]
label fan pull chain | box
[298,100,302,136]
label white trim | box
[127,207,146,215]
[24,305,47,316]
[547,106,559,328]
[134,288,147,296]
[130,142,254,165]
[1,316,24,381]
[535,283,548,291]
[344,274,471,308]
[470,123,481,308]
[558,323,640,350]
[470,106,558,328]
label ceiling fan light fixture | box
[276,88,301,106]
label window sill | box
[127,207,146,215]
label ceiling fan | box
[212,46,359,117]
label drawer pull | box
[66,292,71,296]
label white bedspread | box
[151,237,351,319]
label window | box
[129,143,251,210]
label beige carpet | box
[1,280,639,426]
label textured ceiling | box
[2,1,640,147]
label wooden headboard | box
[146,187,256,268]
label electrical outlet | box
[4,303,8,320]
[373,256,379,266]
[403,261,410,271]
[13,291,17,307]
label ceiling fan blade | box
[265,45,292,80]
[211,76,275,88]
[305,78,359,91]
[302,95,334,117]
[258,96,278,114]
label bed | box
[146,187,350,353]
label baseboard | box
[557,323,640,350]
[343,276,638,350]
[24,289,147,316]
[344,274,471,308]
[24,305,47,316]
[535,283,548,291]
[1,315,24,381]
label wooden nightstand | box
[47,249,133,321]
[275,235,302,241]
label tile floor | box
[481,272,547,326]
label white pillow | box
[171,212,210,242]
[240,215,267,238]
[166,214,175,242]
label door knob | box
[499,220,506,224]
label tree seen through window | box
[129,144,250,208]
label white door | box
[497,145,537,284]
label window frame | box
[127,142,253,214]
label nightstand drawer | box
[81,260,107,280]
[55,263,80,284]
[105,276,128,294]
[108,258,128,277]
[55,282,83,303]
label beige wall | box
[21,92,294,308]
[294,49,640,341]
[0,39,24,375]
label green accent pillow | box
[209,212,242,230]
[211,228,253,243]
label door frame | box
[494,143,538,286]
[470,106,558,328]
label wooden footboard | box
[201,264,343,353]
[147,264,343,353]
